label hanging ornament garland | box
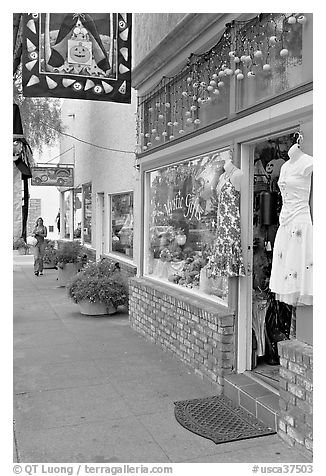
[136,13,306,153]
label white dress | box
[269,153,313,306]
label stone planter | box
[78,300,117,316]
[18,247,29,255]
[57,262,79,287]
[43,260,57,269]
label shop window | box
[49,225,54,233]
[73,188,82,239]
[83,183,92,244]
[139,71,229,152]
[63,190,71,239]
[145,150,235,304]
[137,14,309,153]
[111,192,134,258]
[236,14,303,111]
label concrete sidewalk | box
[13,254,312,463]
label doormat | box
[174,395,276,444]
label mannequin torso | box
[216,157,243,193]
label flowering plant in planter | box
[43,239,57,267]
[67,259,129,312]
[55,241,84,269]
[13,237,29,254]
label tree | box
[13,66,65,154]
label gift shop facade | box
[130,13,313,455]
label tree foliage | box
[13,65,65,154]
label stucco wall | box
[60,89,138,254]
[132,13,187,67]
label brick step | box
[224,372,280,431]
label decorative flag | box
[22,13,132,103]
[13,103,33,178]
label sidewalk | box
[13,254,312,463]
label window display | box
[63,190,71,239]
[111,192,134,258]
[73,188,82,239]
[145,149,238,304]
[83,183,92,244]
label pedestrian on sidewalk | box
[32,217,47,276]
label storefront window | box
[140,71,229,151]
[83,183,92,244]
[63,190,71,239]
[73,188,82,240]
[236,14,303,110]
[145,150,233,304]
[111,192,134,258]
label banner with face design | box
[22,13,131,103]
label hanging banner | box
[31,165,74,187]
[22,13,131,103]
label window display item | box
[252,296,268,357]
[264,294,292,365]
[259,191,278,226]
[269,142,313,306]
[112,193,134,258]
[207,158,245,277]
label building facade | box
[58,89,139,278]
[57,13,313,457]
[130,13,313,456]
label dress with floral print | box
[207,178,245,277]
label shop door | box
[238,133,296,379]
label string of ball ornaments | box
[137,13,306,152]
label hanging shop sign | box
[31,165,74,187]
[22,13,132,103]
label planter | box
[44,260,57,269]
[57,262,79,287]
[18,248,29,255]
[78,300,117,316]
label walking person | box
[32,217,47,276]
[55,209,60,235]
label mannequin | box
[269,137,313,306]
[216,155,243,192]
[206,152,245,278]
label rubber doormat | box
[174,395,276,444]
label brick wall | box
[129,277,235,393]
[101,255,137,282]
[278,339,313,458]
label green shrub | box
[55,241,84,267]
[13,237,28,250]
[43,239,57,264]
[67,259,128,310]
